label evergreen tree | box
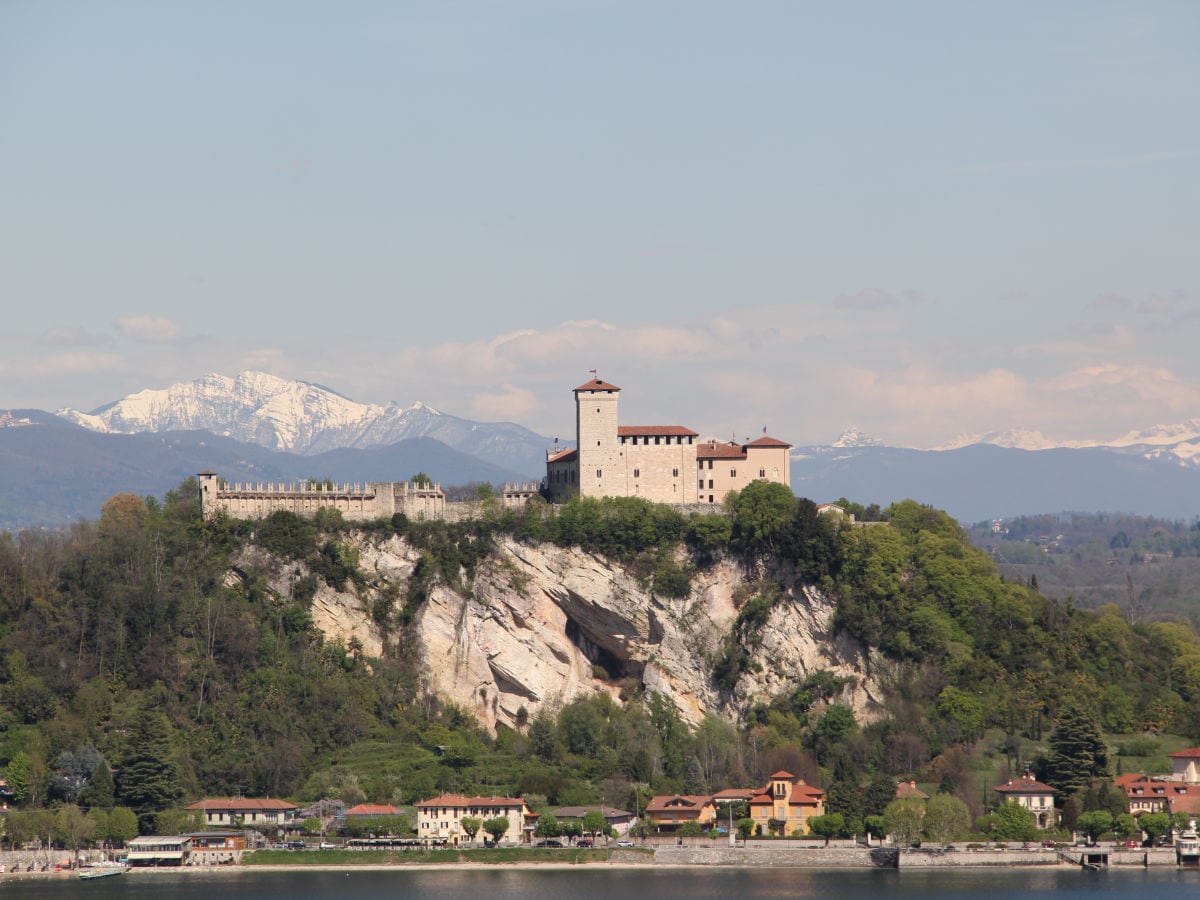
[79,760,115,809]
[1036,707,1109,797]
[117,704,183,833]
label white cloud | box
[115,316,183,343]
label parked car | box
[576,839,592,848]
[287,841,306,850]
[616,840,634,848]
[1124,840,1140,848]
[319,842,337,850]
[536,840,564,848]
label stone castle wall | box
[196,473,543,523]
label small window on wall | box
[708,479,713,489]
[596,469,602,479]
[759,469,766,478]
[672,468,679,477]
[731,469,737,477]
[698,479,704,489]
[633,468,640,478]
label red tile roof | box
[1169,747,1200,759]
[895,781,930,800]
[574,378,621,392]
[345,803,401,817]
[186,798,298,811]
[745,436,792,448]
[1169,794,1200,816]
[618,425,699,437]
[994,775,1056,794]
[769,771,796,779]
[711,788,758,800]
[415,794,525,809]
[645,795,712,814]
[697,441,747,460]
[547,448,577,464]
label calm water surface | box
[9,867,1196,899]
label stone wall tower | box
[574,377,621,498]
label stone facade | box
[546,377,791,505]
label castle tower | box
[574,377,621,498]
[196,471,219,518]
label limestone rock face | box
[248,533,885,732]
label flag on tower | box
[762,425,768,434]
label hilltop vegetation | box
[1,481,1199,839]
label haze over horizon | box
[2,2,1196,448]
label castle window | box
[633,468,640,478]
[698,480,704,489]
[597,441,600,446]
[709,495,714,503]
[672,468,679,477]
[655,436,661,445]
[596,408,600,413]
[759,469,765,478]
[596,469,602,479]
[708,480,713,489]
[731,469,737,478]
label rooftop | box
[574,378,621,392]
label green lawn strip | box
[242,848,618,865]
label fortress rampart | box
[196,473,543,523]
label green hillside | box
[1,480,1198,838]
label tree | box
[1139,812,1172,846]
[1037,707,1109,796]
[104,808,139,847]
[302,818,323,837]
[1076,810,1113,845]
[118,703,183,832]
[482,816,511,844]
[582,810,607,840]
[923,793,970,847]
[808,813,845,846]
[54,804,96,852]
[535,814,561,838]
[991,802,1038,841]
[864,815,887,845]
[884,799,925,846]
[736,818,755,839]
[79,760,115,809]
[460,816,482,843]
[678,820,703,841]
[1113,813,1140,843]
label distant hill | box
[0,413,525,530]
[790,443,1200,523]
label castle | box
[545,376,791,505]
[196,375,792,521]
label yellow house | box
[748,771,825,836]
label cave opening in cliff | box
[563,617,642,681]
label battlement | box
[196,472,450,522]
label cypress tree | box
[117,705,183,833]
[79,759,115,809]
[1037,706,1109,797]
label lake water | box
[10,866,1197,898]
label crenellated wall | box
[196,472,446,521]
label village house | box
[184,798,299,830]
[1169,747,1200,783]
[644,795,718,832]
[415,794,531,845]
[125,835,191,867]
[545,377,791,505]
[550,806,634,834]
[186,831,247,865]
[993,774,1057,828]
[748,771,826,836]
[894,780,930,801]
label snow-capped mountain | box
[933,428,1079,453]
[831,426,883,448]
[56,371,553,473]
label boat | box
[78,866,125,879]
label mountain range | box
[6,371,1200,528]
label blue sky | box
[1,1,1197,446]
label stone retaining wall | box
[653,847,897,867]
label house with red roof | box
[644,794,718,832]
[185,797,299,830]
[748,771,826,836]
[545,376,791,506]
[993,774,1057,828]
[1170,747,1200,783]
[414,793,532,846]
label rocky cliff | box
[243,532,886,732]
